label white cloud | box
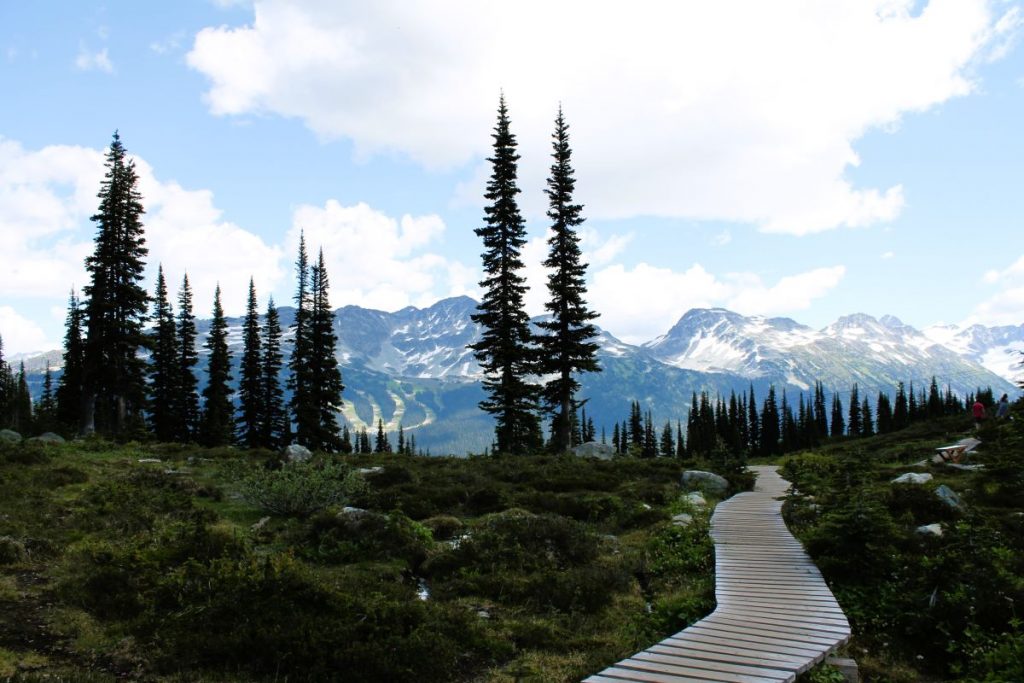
[74,45,113,73]
[0,136,284,334]
[589,262,846,343]
[0,306,55,356]
[968,254,1024,326]
[712,230,733,247]
[282,200,470,312]
[186,0,1016,234]
[881,251,895,259]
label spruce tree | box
[199,285,234,446]
[374,418,391,453]
[307,249,344,451]
[747,386,760,454]
[535,107,600,452]
[847,383,862,437]
[469,95,541,455]
[173,274,200,442]
[12,362,32,434]
[259,297,287,449]
[759,386,780,456]
[660,421,675,457]
[35,366,58,434]
[147,266,179,441]
[876,391,893,434]
[81,132,149,436]
[0,336,10,428]
[830,393,845,437]
[813,381,829,439]
[861,397,874,437]
[238,278,263,448]
[55,289,85,431]
[289,232,315,446]
[893,382,908,429]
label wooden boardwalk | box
[584,465,850,683]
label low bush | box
[237,459,363,517]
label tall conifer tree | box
[81,132,149,436]
[307,249,344,451]
[259,296,287,449]
[289,233,315,446]
[535,107,600,452]
[848,383,862,437]
[12,362,32,434]
[469,95,540,455]
[147,266,178,441]
[759,386,780,456]
[199,285,234,446]
[830,393,845,437]
[35,366,57,434]
[173,274,200,441]
[238,278,263,448]
[55,289,85,431]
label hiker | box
[972,399,986,428]
[995,394,1011,419]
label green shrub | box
[422,514,464,541]
[0,536,27,565]
[237,459,363,517]
[304,509,433,567]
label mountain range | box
[15,297,1022,454]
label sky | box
[1,0,1024,356]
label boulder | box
[0,429,21,444]
[683,491,707,508]
[572,441,616,460]
[357,466,384,475]
[282,444,312,463]
[671,513,694,527]
[934,484,963,510]
[916,523,943,537]
[681,470,728,496]
[250,516,271,534]
[892,472,933,485]
[30,432,65,444]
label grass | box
[0,440,737,682]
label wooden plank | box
[664,631,823,660]
[647,642,804,673]
[706,614,850,644]
[601,665,730,682]
[631,651,792,681]
[614,657,784,683]
[691,620,842,648]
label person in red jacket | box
[972,399,986,429]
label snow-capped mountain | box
[12,299,1020,454]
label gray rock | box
[250,516,271,534]
[0,429,21,443]
[934,484,963,510]
[684,491,707,508]
[892,472,933,485]
[671,513,694,527]
[339,506,368,517]
[357,466,384,475]
[28,432,65,445]
[282,444,312,463]
[916,523,943,537]
[681,470,728,496]
[137,458,162,463]
[572,441,616,460]
[948,463,985,472]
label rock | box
[934,484,963,510]
[681,470,728,496]
[476,607,491,619]
[641,503,652,510]
[0,429,21,443]
[0,536,27,564]
[948,463,985,472]
[357,466,384,475]
[250,516,271,534]
[684,491,707,508]
[671,513,694,527]
[572,441,616,460]
[891,472,933,485]
[28,432,65,445]
[916,523,943,537]
[137,458,162,463]
[282,444,312,463]
[339,506,368,517]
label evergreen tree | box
[535,107,600,452]
[55,289,85,431]
[375,418,392,453]
[759,386,780,456]
[861,397,874,437]
[927,376,942,418]
[893,382,908,430]
[660,420,675,457]
[876,391,893,434]
[12,362,32,434]
[813,381,829,440]
[629,400,644,449]
[289,232,314,446]
[830,393,845,437]
[259,297,287,449]
[908,381,918,422]
[238,278,263,448]
[173,274,200,442]
[147,266,178,441]
[469,95,541,455]
[747,386,760,455]
[612,423,621,454]
[340,425,353,454]
[359,428,371,454]
[35,366,58,434]
[848,384,861,437]
[0,335,8,427]
[397,424,405,454]
[307,249,344,451]
[780,391,799,452]
[80,132,149,436]
[676,421,685,458]
[199,285,234,446]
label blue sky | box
[1,0,1023,355]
